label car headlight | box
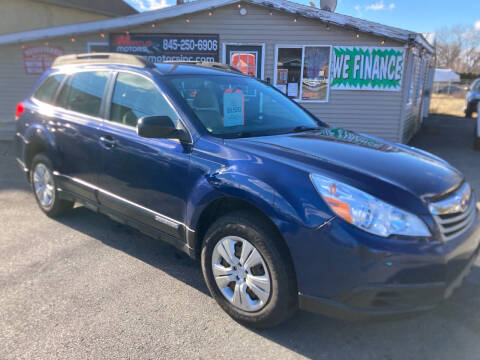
[311,174,431,238]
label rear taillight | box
[15,102,25,119]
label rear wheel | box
[201,211,297,328]
[30,154,74,217]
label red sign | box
[231,53,256,76]
[23,46,63,75]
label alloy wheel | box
[33,163,55,209]
[211,236,271,312]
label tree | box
[435,25,480,74]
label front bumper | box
[290,210,480,320]
[299,243,479,320]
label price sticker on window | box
[223,88,245,127]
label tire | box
[201,211,297,328]
[30,153,74,217]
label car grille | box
[429,183,477,242]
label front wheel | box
[201,212,297,328]
[30,154,74,217]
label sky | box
[125,0,480,33]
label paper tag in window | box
[287,83,298,98]
[223,88,244,127]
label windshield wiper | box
[223,131,256,139]
[291,126,321,133]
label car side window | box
[33,74,65,104]
[56,71,109,117]
[473,81,480,92]
[109,72,178,128]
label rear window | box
[56,71,109,117]
[33,74,64,104]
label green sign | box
[330,47,405,91]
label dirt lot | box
[429,93,469,117]
[0,114,479,359]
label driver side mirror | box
[137,116,189,142]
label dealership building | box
[0,0,435,143]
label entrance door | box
[224,44,264,79]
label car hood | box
[229,127,463,203]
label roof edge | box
[30,0,138,17]
[0,0,435,53]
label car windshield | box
[165,75,324,138]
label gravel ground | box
[1,114,480,360]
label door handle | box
[99,135,117,148]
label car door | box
[52,70,110,203]
[97,71,191,240]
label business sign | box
[330,47,405,91]
[23,46,63,75]
[109,33,219,63]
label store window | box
[224,44,264,79]
[275,46,331,102]
[406,54,418,106]
[231,52,257,76]
[302,47,330,101]
[276,47,302,99]
[414,58,425,105]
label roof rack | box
[52,53,154,68]
[161,61,244,74]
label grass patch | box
[429,94,468,117]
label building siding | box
[400,50,432,143]
[0,0,108,35]
[0,3,415,142]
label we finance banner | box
[330,47,405,91]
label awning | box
[434,69,460,83]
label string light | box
[208,11,213,16]
[355,33,360,39]
[269,10,273,15]
[381,39,385,45]
[293,17,297,22]
[100,33,105,38]
[237,3,241,8]
[71,37,76,42]
[44,42,49,46]
[151,23,156,28]
[185,17,191,23]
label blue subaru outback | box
[14,53,480,328]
